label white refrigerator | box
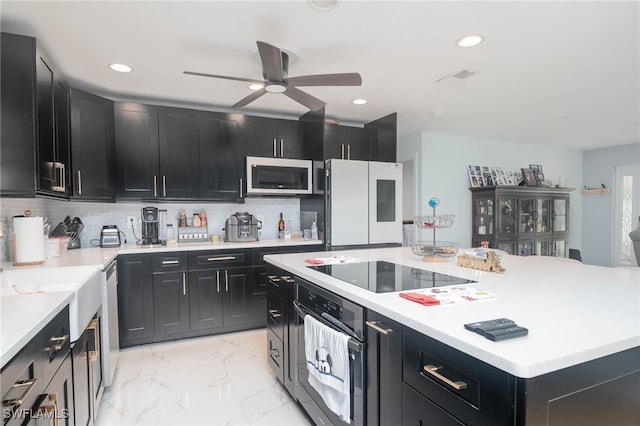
[325,159,403,249]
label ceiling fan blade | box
[256,41,284,82]
[284,87,326,111]
[183,71,264,85]
[285,73,362,87]
[231,88,267,108]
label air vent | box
[452,69,474,79]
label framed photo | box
[467,165,484,187]
[521,168,540,186]
[529,164,545,182]
[481,166,493,186]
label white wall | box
[582,143,640,266]
[401,131,583,250]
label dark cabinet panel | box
[72,331,91,426]
[189,270,224,330]
[114,102,159,199]
[401,383,464,426]
[153,271,190,335]
[222,266,255,326]
[157,106,200,199]
[243,115,304,159]
[70,88,115,200]
[365,112,397,162]
[34,353,75,426]
[117,254,155,343]
[198,111,242,200]
[323,124,373,160]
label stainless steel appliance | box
[224,212,261,242]
[100,225,121,248]
[141,206,160,246]
[294,277,366,426]
[246,156,313,196]
[307,260,476,293]
[326,159,403,249]
[101,259,119,387]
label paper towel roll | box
[13,216,45,266]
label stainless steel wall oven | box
[294,277,366,426]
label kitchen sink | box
[1,265,102,341]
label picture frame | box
[467,165,484,187]
[521,168,540,186]
[529,164,544,182]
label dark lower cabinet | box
[31,353,75,426]
[401,383,463,426]
[221,266,256,326]
[117,254,154,345]
[72,331,91,426]
[189,269,224,330]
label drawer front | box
[1,341,42,426]
[266,286,285,341]
[402,327,514,425]
[152,252,188,273]
[189,250,247,270]
[402,382,464,425]
[266,329,284,383]
[39,306,71,388]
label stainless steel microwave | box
[246,156,313,195]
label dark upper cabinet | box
[365,112,397,162]
[114,102,159,199]
[324,124,374,160]
[157,106,201,199]
[243,115,304,159]
[198,111,243,200]
[70,88,115,201]
[0,32,70,198]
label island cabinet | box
[1,32,70,199]
[243,115,304,159]
[470,186,571,257]
[1,306,74,426]
[69,88,116,201]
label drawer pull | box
[161,260,180,265]
[269,348,280,358]
[268,309,282,318]
[36,392,59,426]
[88,319,100,362]
[44,334,68,352]
[206,256,237,262]
[423,364,467,390]
[366,320,394,335]
[2,378,37,408]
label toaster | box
[100,225,121,248]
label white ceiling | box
[1,1,638,150]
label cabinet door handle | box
[2,378,37,409]
[347,144,351,160]
[162,175,167,197]
[280,139,284,157]
[153,175,158,197]
[216,270,220,292]
[365,320,394,335]
[44,334,68,352]
[88,319,100,362]
[225,270,229,292]
[182,273,186,295]
[269,309,282,319]
[423,364,467,390]
[239,178,243,197]
[341,143,345,159]
[162,260,180,265]
[273,139,277,157]
[77,170,82,195]
[206,256,237,262]
[35,392,58,426]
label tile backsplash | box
[0,198,307,262]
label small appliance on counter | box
[100,225,121,248]
[50,215,84,249]
[141,206,161,246]
[224,212,261,242]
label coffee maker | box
[141,206,160,246]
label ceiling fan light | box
[249,83,264,91]
[109,63,132,73]
[352,98,368,105]
[456,35,484,48]
[265,82,287,93]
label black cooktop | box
[307,260,476,293]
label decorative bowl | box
[414,214,455,229]
[410,241,459,258]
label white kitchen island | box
[264,246,640,425]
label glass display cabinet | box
[470,186,572,257]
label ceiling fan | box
[183,41,362,111]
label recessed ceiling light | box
[352,98,367,105]
[456,35,484,48]
[110,63,132,73]
[249,84,264,91]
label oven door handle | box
[293,300,363,353]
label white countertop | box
[264,247,640,378]
[0,238,321,368]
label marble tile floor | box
[96,329,311,426]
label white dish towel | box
[304,314,351,423]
